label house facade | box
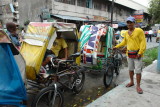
[0,0,19,27]
[1,0,149,27]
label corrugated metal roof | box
[52,14,87,21]
[109,0,148,13]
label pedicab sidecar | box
[20,22,81,81]
[80,24,115,70]
[79,24,123,88]
[19,22,83,107]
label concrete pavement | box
[146,37,159,49]
[86,38,159,107]
[87,60,160,107]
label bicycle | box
[103,48,123,88]
[31,53,85,107]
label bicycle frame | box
[42,56,81,90]
[51,84,58,107]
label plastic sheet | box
[0,44,27,106]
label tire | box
[73,68,85,94]
[103,65,114,88]
[114,52,123,75]
[31,86,63,107]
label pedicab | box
[20,22,85,107]
[79,24,123,88]
[0,29,27,106]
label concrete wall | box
[18,0,52,25]
[114,4,135,22]
[16,0,148,25]
[0,0,13,25]
[52,0,135,22]
[52,0,109,20]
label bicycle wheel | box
[103,65,114,88]
[31,86,63,107]
[114,52,123,75]
[73,68,85,94]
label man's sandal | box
[136,87,143,94]
[126,83,134,87]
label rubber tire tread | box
[114,52,123,75]
[31,86,63,107]
[103,65,114,88]
[73,68,85,94]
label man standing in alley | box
[114,16,146,94]
[148,29,153,42]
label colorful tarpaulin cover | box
[105,26,114,58]
[20,22,55,80]
[80,24,108,65]
[0,44,26,106]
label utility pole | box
[111,0,114,26]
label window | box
[101,4,106,11]
[119,9,122,16]
[117,8,122,16]
[55,0,75,5]
[77,0,93,8]
[77,0,87,7]
[12,0,17,2]
[94,1,106,11]
[86,0,92,8]
[77,0,85,7]
[86,0,90,8]
[94,2,101,10]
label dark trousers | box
[147,34,152,42]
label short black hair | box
[6,22,16,32]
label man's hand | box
[137,54,141,59]
[113,47,117,50]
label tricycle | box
[20,22,85,107]
[0,22,85,107]
[79,24,123,88]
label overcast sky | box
[132,0,151,7]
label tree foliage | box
[148,0,160,23]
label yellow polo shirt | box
[115,28,146,55]
[51,38,67,56]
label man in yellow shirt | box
[114,16,146,94]
[42,32,68,66]
[51,32,68,58]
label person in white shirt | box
[79,21,89,35]
[147,30,153,42]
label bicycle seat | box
[70,52,80,58]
